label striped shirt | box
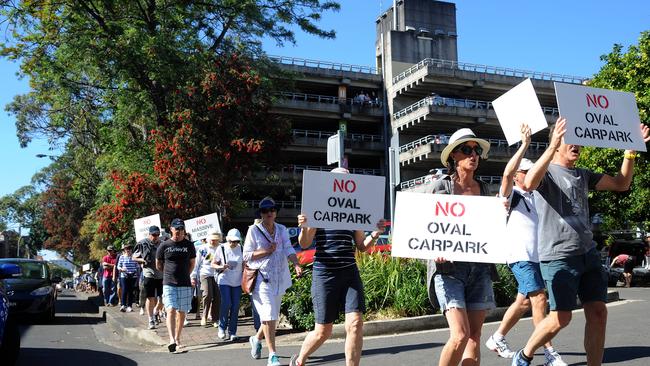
[313,229,356,270]
[117,254,139,278]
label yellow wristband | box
[624,153,637,160]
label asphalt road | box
[13,288,650,366]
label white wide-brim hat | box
[518,158,534,171]
[440,128,490,167]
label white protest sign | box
[492,78,548,145]
[134,214,161,242]
[391,192,507,263]
[185,213,221,241]
[301,170,385,231]
[554,83,646,151]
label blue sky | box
[1,0,649,199]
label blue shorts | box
[162,285,193,313]
[434,262,495,312]
[509,261,545,297]
[540,248,608,311]
[312,265,365,324]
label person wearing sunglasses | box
[244,197,303,366]
[427,127,496,366]
[212,228,244,341]
[133,225,165,329]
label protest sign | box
[134,214,161,242]
[185,213,221,241]
[301,170,385,231]
[391,192,507,263]
[554,83,646,151]
[492,78,548,145]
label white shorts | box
[252,284,283,322]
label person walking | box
[117,244,139,312]
[511,120,649,366]
[610,254,635,288]
[484,124,566,366]
[156,218,197,353]
[213,228,244,341]
[191,231,221,327]
[133,225,165,329]
[101,246,118,306]
[427,128,496,366]
[244,197,303,366]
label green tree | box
[581,31,650,230]
[0,185,44,257]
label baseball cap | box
[170,218,185,229]
[149,225,161,235]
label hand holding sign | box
[550,117,567,150]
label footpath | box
[85,290,620,351]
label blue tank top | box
[313,229,356,270]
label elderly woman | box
[212,228,244,341]
[430,128,496,366]
[117,244,139,312]
[244,197,302,366]
[191,231,221,327]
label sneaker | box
[267,354,280,366]
[511,349,531,366]
[126,306,133,312]
[148,320,156,330]
[229,334,238,342]
[140,308,145,315]
[289,355,302,366]
[544,349,567,366]
[213,322,218,328]
[183,319,189,326]
[200,319,207,326]
[218,328,227,340]
[120,305,126,312]
[154,314,162,324]
[486,335,515,358]
[250,335,262,359]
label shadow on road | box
[603,346,650,364]
[302,342,444,365]
[17,348,137,366]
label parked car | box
[0,263,21,366]
[606,231,650,287]
[0,258,61,322]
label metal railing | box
[400,174,502,189]
[283,164,383,176]
[268,55,378,75]
[392,58,588,85]
[275,91,383,108]
[399,135,549,154]
[291,129,383,143]
[393,95,559,120]
[244,200,302,209]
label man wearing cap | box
[133,225,165,329]
[191,231,221,328]
[484,124,566,366]
[101,246,118,306]
[156,218,196,352]
[512,120,649,366]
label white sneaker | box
[217,328,227,340]
[485,335,515,358]
[544,349,567,366]
[230,334,238,341]
[139,307,145,315]
[126,306,133,312]
[183,319,189,326]
[250,335,262,359]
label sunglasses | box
[260,208,277,214]
[151,233,160,237]
[454,144,483,156]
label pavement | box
[90,289,621,351]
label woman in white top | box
[212,228,244,340]
[243,197,302,366]
[191,232,221,327]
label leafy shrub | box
[493,264,518,307]
[281,264,315,331]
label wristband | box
[624,153,637,160]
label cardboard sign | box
[134,214,161,242]
[301,170,386,231]
[492,78,548,145]
[185,213,221,241]
[554,83,647,151]
[391,192,507,263]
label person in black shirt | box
[156,218,196,353]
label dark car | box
[0,263,21,365]
[606,231,650,287]
[0,259,61,322]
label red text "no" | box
[586,94,609,109]
[333,179,357,193]
[435,201,466,217]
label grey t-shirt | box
[134,238,163,279]
[534,163,603,261]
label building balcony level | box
[273,92,383,119]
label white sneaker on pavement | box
[544,348,567,366]
[249,335,262,359]
[485,335,515,358]
[217,328,226,340]
[230,334,238,341]
[139,307,145,315]
[126,306,133,312]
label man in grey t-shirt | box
[133,225,164,329]
[511,118,650,366]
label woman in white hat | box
[191,231,222,327]
[430,127,496,366]
[212,228,244,341]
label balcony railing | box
[282,164,383,176]
[399,135,549,154]
[269,55,378,75]
[400,174,502,189]
[275,91,383,108]
[392,58,587,85]
[244,200,302,209]
[393,95,559,120]
[291,129,383,143]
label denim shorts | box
[540,248,608,311]
[434,262,495,312]
[509,261,545,297]
[312,265,365,324]
[162,285,193,313]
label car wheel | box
[0,318,20,366]
[42,304,55,323]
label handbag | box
[241,263,258,294]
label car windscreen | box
[10,262,47,280]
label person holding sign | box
[426,128,496,366]
[289,167,386,366]
[244,197,303,366]
[511,120,649,366]
[484,125,567,366]
[191,231,221,328]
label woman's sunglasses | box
[260,208,277,214]
[454,144,483,156]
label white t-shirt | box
[215,244,243,287]
[505,186,539,264]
